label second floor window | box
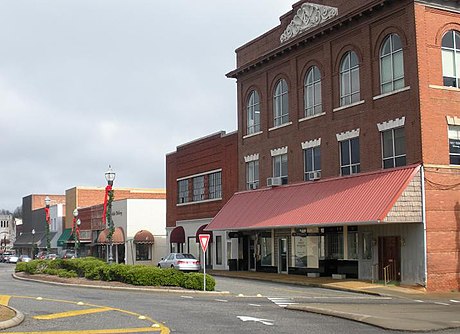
[449,125,460,165]
[246,160,259,190]
[304,66,322,117]
[247,90,261,134]
[273,79,289,127]
[340,51,360,106]
[273,153,288,183]
[442,30,460,88]
[340,137,360,175]
[304,146,321,181]
[380,34,404,94]
[177,179,189,204]
[382,127,406,169]
[208,171,222,199]
[192,176,205,201]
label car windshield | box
[176,254,195,259]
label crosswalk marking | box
[33,307,114,320]
[268,297,298,308]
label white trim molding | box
[271,146,288,157]
[244,153,260,163]
[268,121,292,132]
[301,138,321,150]
[336,129,360,141]
[243,131,263,139]
[299,112,326,123]
[280,3,338,43]
[377,117,406,132]
[373,86,411,101]
[333,100,365,113]
[177,168,222,182]
[446,115,460,126]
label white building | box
[0,214,14,252]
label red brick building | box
[203,0,459,291]
[166,131,238,268]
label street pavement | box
[1,269,460,332]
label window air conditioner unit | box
[249,183,257,190]
[308,171,321,180]
[267,177,282,187]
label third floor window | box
[273,79,289,127]
[380,34,404,94]
[442,30,460,88]
[340,51,360,106]
[304,66,322,117]
[247,90,261,134]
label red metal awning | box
[170,226,185,243]
[206,165,421,231]
[134,230,154,244]
[195,224,213,243]
[97,227,125,245]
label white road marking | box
[215,299,228,302]
[268,297,298,308]
[249,304,261,307]
[181,296,193,299]
[414,300,424,303]
[450,299,460,303]
[434,302,450,306]
[237,316,274,326]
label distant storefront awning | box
[134,230,154,244]
[97,227,125,245]
[14,231,46,248]
[170,226,185,244]
[57,228,73,247]
[195,224,213,243]
[207,165,422,231]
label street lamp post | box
[45,196,51,254]
[31,228,35,259]
[104,165,116,264]
[72,209,81,258]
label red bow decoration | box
[45,207,50,225]
[102,184,112,226]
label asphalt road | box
[1,264,459,334]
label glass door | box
[278,238,288,273]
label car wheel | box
[157,264,161,268]
[171,265,174,268]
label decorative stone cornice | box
[280,3,339,43]
[301,138,321,150]
[446,115,460,126]
[336,129,360,141]
[271,146,288,157]
[377,117,406,132]
[244,153,260,163]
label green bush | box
[44,268,58,275]
[57,269,77,278]
[15,262,27,272]
[183,273,215,291]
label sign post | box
[199,234,210,291]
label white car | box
[158,253,201,272]
[7,255,19,263]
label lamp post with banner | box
[44,196,51,254]
[31,228,35,259]
[103,165,115,264]
[72,208,81,258]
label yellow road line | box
[34,307,114,320]
[0,295,11,305]
[0,327,169,334]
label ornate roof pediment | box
[280,3,339,43]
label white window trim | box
[446,115,460,126]
[243,131,263,139]
[429,84,460,92]
[177,197,222,207]
[333,100,365,112]
[268,121,292,132]
[373,86,411,101]
[271,146,288,157]
[377,117,406,132]
[176,168,222,182]
[244,154,260,163]
[336,129,360,141]
[301,138,321,150]
[299,112,326,123]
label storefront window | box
[294,236,307,268]
[136,244,151,261]
[319,227,343,260]
[216,236,222,265]
[347,227,358,260]
[260,235,272,266]
[362,232,372,260]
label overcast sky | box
[0,1,292,211]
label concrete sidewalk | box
[209,270,460,332]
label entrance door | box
[249,236,256,271]
[378,236,401,281]
[278,238,288,274]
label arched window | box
[304,66,322,117]
[380,34,404,93]
[247,90,260,134]
[340,51,360,106]
[273,79,289,127]
[442,30,460,87]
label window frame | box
[247,90,261,135]
[340,51,360,106]
[448,125,460,165]
[381,127,407,169]
[441,30,460,88]
[304,66,322,117]
[246,160,259,190]
[380,34,405,94]
[303,145,321,181]
[273,79,289,127]
[339,137,360,176]
[192,176,205,202]
[177,179,189,204]
[208,171,222,199]
[272,153,288,183]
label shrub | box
[57,269,77,278]
[15,262,27,272]
[44,268,59,275]
[183,273,215,291]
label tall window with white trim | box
[340,51,360,106]
[208,171,222,199]
[273,153,288,183]
[449,125,460,165]
[303,146,321,181]
[304,66,322,117]
[340,137,360,175]
[442,30,460,88]
[177,179,189,204]
[273,79,289,126]
[382,127,406,169]
[246,160,259,190]
[247,90,261,134]
[380,34,404,93]
[192,176,205,201]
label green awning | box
[57,228,72,247]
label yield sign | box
[199,234,210,252]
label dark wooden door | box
[378,236,401,281]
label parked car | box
[36,251,48,260]
[45,253,57,260]
[59,250,76,259]
[7,255,19,263]
[0,252,14,263]
[18,255,32,263]
[157,253,201,272]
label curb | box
[0,306,25,330]
[12,273,229,295]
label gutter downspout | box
[421,165,428,288]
